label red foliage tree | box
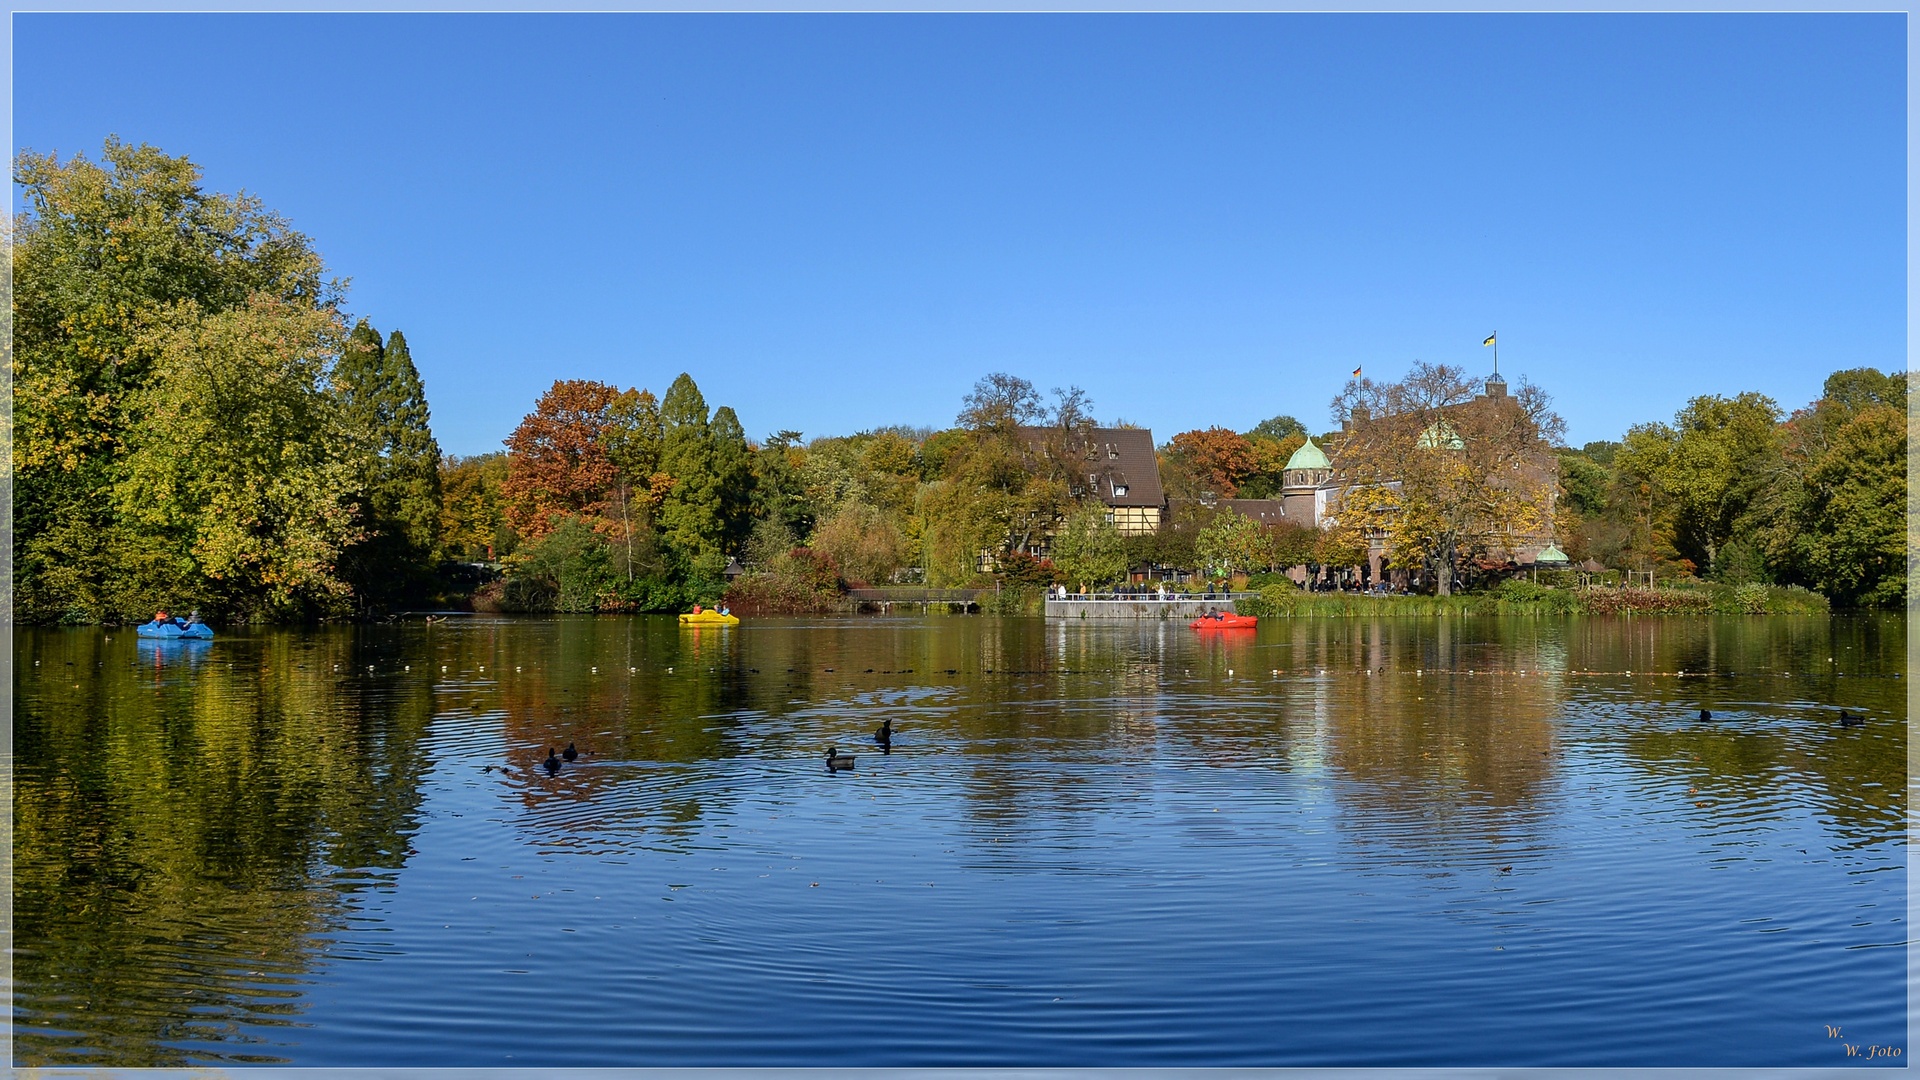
[501,379,624,541]
[1167,427,1256,498]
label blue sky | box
[16,14,1904,456]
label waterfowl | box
[874,719,893,745]
[563,742,579,761]
[1698,709,1713,721]
[543,749,562,774]
[826,747,856,771]
[1840,709,1865,727]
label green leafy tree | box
[14,138,340,621]
[1049,503,1127,591]
[1267,521,1320,572]
[512,514,618,613]
[919,373,1064,582]
[1788,404,1908,607]
[1196,509,1269,577]
[1247,414,1307,442]
[710,406,758,557]
[115,298,366,621]
[598,387,669,579]
[1658,393,1784,576]
[1747,369,1909,606]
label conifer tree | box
[710,406,757,557]
[335,320,443,609]
[659,373,723,566]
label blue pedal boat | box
[135,620,214,640]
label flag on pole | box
[1351,366,1362,377]
[1482,333,1496,347]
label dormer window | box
[1107,444,1119,460]
[1114,484,1129,497]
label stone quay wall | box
[1044,597,1245,620]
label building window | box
[1114,484,1129,497]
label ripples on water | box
[14,614,1907,1066]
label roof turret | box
[1285,438,1330,471]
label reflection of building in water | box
[1286,668,1332,776]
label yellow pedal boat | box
[678,611,740,626]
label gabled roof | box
[1017,426,1165,508]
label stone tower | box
[1280,438,1332,526]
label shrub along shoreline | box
[1234,579,1831,618]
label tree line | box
[15,140,1906,622]
[1555,367,1907,608]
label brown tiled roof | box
[1218,498,1290,525]
[1167,498,1293,524]
[1017,426,1164,508]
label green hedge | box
[1235,579,1830,617]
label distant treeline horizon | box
[16,139,1905,624]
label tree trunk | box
[1436,559,1454,597]
[620,486,634,580]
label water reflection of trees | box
[1567,616,1906,846]
[19,615,1901,1063]
[15,628,435,1066]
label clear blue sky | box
[16,13,1904,456]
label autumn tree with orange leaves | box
[1162,427,1255,499]
[500,379,625,540]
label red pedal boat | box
[1190,612,1258,629]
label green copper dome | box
[1285,438,1330,471]
[1535,544,1569,565]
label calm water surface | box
[14,614,1907,1067]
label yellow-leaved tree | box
[1327,362,1563,595]
[116,298,368,619]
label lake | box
[12,613,1907,1067]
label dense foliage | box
[14,139,439,622]
[17,141,1905,620]
[1556,368,1908,607]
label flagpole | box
[1493,332,1498,377]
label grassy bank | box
[1235,579,1831,618]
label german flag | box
[1351,366,1362,377]
[1482,333,1497,347]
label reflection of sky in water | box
[14,615,1906,1068]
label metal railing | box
[846,588,984,602]
[1050,592,1257,601]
